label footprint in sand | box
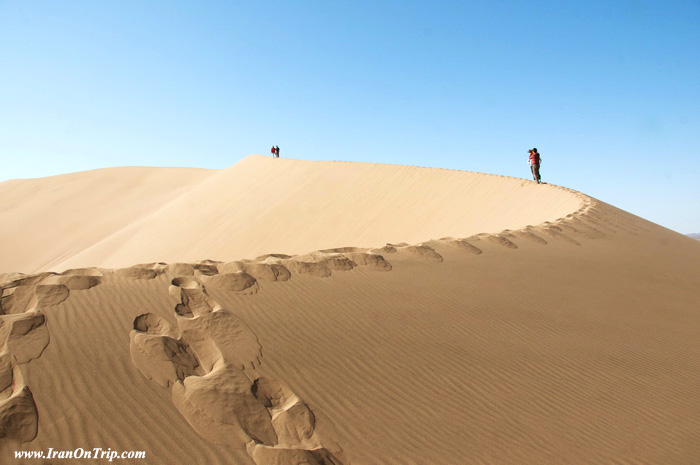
[539,226,582,246]
[254,250,392,278]
[130,276,345,465]
[389,244,443,262]
[0,312,49,365]
[0,354,39,449]
[343,252,392,271]
[129,313,202,388]
[114,266,159,280]
[218,261,292,282]
[444,239,483,254]
[517,229,548,245]
[199,271,260,295]
[280,260,333,278]
[482,234,519,249]
[0,273,80,453]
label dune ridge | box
[0,155,586,274]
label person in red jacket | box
[528,148,542,184]
[271,146,276,157]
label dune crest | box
[0,156,586,273]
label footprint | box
[34,285,70,307]
[401,245,443,262]
[199,272,259,294]
[171,281,262,372]
[114,267,159,280]
[295,254,357,272]
[484,234,518,249]
[166,263,196,276]
[0,273,55,289]
[540,227,582,246]
[317,256,355,272]
[243,263,292,282]
[253,378,315,445]
[0,312,50,365]
[129,313,201,388]
[218,262,292,282]
[170,276,201,290]
[248,377,345,464]
[0,286,36,315]
[0,277,66,455]
[467,233,518,249]
[344,253,393,271]
[447,240,483,254]
[44,274,102,291]
[0,354,39,444]
[370,244,397,254]
[193,263,220,276]
[172,363,277,446]
[281,260,332,278]
[516,230,548,245]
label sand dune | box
[0,155,584,274]
[1,157,699,464]
[0,166,215,273]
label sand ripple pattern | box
[4,194,673,464]
[0,268,103,456]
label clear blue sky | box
[1,1,698,233]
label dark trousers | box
[531,163,541,182]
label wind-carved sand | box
[0,195,611,460]
[130,272,346,465]
[0,155,588,273]
[116,197,624,464]
[0,269,103,457]
[1,157,699,464]
[0,184,647,457]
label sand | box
[1,156,699,464]
[0,155,583,274]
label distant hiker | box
[275,146,280,158]
[528,148,542,184]
[271,146,276,157]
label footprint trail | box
[130,275,345,465]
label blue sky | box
[1,1,698,233]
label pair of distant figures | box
[528,148,542,184]
[268,145,538,181]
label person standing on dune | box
[275,146,280,158]
[528,148,542,184]
[271,146,276,157]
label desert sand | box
[1,155,699,464]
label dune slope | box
[0,155,584,273]
[0,166,215,273]
[1,158,699,464]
